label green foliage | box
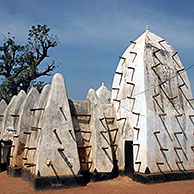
[0,24,59,102]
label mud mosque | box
[0,26,194,189]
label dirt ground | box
[0,171,194,194]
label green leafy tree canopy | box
[0,24,59,102]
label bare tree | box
[0,24,59,102]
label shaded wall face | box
[1,96,17,141]
[111,30,194,174]
[22,85,50,170]
[69,100,92,171]
[144,34,194,173]
[0,100,7,132]
[87,89,115,173]
[34,74,81,177]
[111,33,148,172]
[10,88,39,167]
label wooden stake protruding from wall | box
[175,114,183,117]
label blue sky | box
[1,0,194,100]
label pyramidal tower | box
[112,25,194,177]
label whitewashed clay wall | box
[0,96,16,165]
[24,84,50,169]
[111,27,194,173]
[1,90,26,141]
[145,30,194,173]
[10,88,39,167]
[87,89,113,173]
[0,96,16,137]
[87,86,120,174]
[96,82,111,104]
[0,99,8,165]
[0,100,7,132]
[69,99,92,172]
[3,74,117,177]
[111,29,146,172]
[0,91,26,166]
[32,73,80,177]
[2,91,26,142]
[69,84,117,175]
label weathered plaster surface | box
[96,82,111,104]
[111,31,147,172]
[0,100,7,133]
[1,91,26,142]
[10,88,39,167]
[111,27,194,173]
[24,84,50,168]
[87,89,115,173]
[34,73,80,177]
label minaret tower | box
[111,26,194,175]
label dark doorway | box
[125,141,134,176]
[0,140,12,171]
